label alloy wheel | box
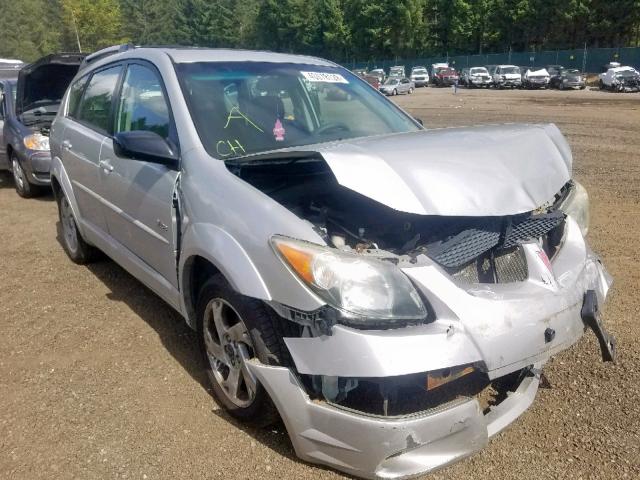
[11,157,25,192]
[60,196,79,254]
[203,298,258,408]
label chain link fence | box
[347,47,640,74]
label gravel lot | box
[1,86,639,480]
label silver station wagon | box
[50,46,616,479]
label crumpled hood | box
[314,124,572,216]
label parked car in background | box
[352,68,367,77]
[548,67,586,90]
[599,64,640,92]
[522,67,550,89]
[491,65,522,88]
[1,53,84,197]
[362,74,380,90]
[431,66,459,86]
[0,79,17,171]
[50,44,616,480]
[460,67,492,87]
[379,76,414,95]
[410,66,429,87]
[369,68,385,83]
[389,65,405,79]
[0,59,23,79]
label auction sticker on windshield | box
[301,71,349,84]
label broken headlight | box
[271,235,427,324]
[559,180,590,236]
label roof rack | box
[79,44,136,70]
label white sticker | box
[301,71,349,84]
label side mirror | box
[415,117,424,126]
[113,131,178,168]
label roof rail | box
[79,44,136,70]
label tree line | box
[1,0,639,63]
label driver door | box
[99,61,180,287]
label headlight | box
[560,181,590,236]
[23,133,50,151]
[271,236,427,324]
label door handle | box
[98,159,114,173]
[62,140,72,150]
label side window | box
[77,66,122,133]
[67,75,89,119]
[115,64,170,139]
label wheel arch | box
[179,224,272,330]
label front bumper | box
[250,360,542,480]
[496,79,522,87]
[262,219,614,479]
[22,150,51,185]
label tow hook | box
[581,290,617,363]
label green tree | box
[0,0,62,61]
[61,0,128,52]
[120,0,180,45]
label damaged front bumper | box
[250,360,542,479]
[253,219,615,479]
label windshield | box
[177,62,420,159]
[470,68,488,75]
[501,67,520,74]
[384,78,399,85]
[565,69,580,75]
[412,69,427,74]
[616,69,638,78]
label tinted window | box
[67,75,89,118]
[115,64,170,139]
[77,66,122,133]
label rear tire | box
[197,275,294,427]
[57,191,100,264]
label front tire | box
[393,89,398,96]
[197,275,293,426]
[11,154,41,198]
[57,192,100,264]
[408,87,413,94]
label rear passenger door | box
[63,65,122,235]
[99,61,180,287]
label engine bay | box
[227,156,568,283]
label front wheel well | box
[183,255,221,329]
[50,175,62,203]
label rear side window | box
[77,65,122,133]
[67,75,89,119]
[115,64,170,139]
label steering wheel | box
[316,122,352,135]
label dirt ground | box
[1,87,639,480]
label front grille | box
[429,212,563,269]
[430,212,565,285]
[451,246,528,284]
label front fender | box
[179,222,271,328]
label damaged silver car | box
[49,46,616,479]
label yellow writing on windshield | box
[216,139,246,157]
[224,106,263,132]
